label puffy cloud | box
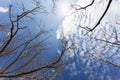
[57,0,120,78]
[0,7,8,13]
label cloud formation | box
[0,7,8,13]
[57,0,120,79]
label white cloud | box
[57,0,120,77]
[0,7,8,13]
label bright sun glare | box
[57,2,70,16]
[60,4,69,15]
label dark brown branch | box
[100,59,120,68]
[72,0,95,10]
[6,51,41,74]
[89,0,112,31]
[95,38,120,45]
[0,40,70,78]
[0,5,40,54]
[0,30,45,73]
[0,5,15,54]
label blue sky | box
[0,0,120,80]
